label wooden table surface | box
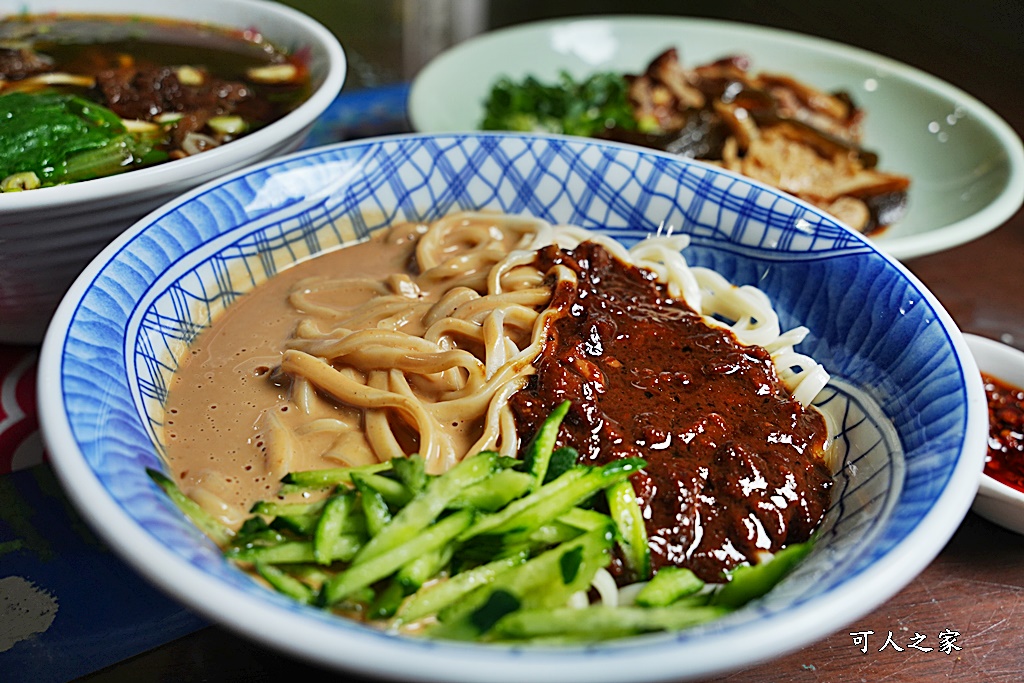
[80,1,1024,681]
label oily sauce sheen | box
[510,242,832,582]
[982,372,1024,493]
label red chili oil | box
[982,372,1024,493]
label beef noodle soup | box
[0,13,312,191]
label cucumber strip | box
[147,468,234,547]
[710,539,814,609]
[280,461,393,488]
[320,509,475,606]
[314,491,358,565]
[458,468,588,540]
[352,450,498,565]
[269,514,319,535]
[288,564,333,590]
[448,468,534,511]
[558,507,613,532]
[606,478,651,580]
[352,474,393,536]
[526,521,582,547]
[432,525,614,640]
[230,531,289,554]
[275,482,331,497]
[543,446,579,485]
[229,519,285,549]
[524,509,611,547]
[254,561,315,604]
[396,544,454,594]
[351,472,413,508]
[251,499,327,517]
[391,454,428,494]
[369,580,407,619]
[491,603,730,640]
[273,511,366,537]
[395,551,529,623]
[463,458,645,542]
[276,469,411,504]
[521,400,570,490]
[634,567,704,607]
[227,534,363,564]
[526,525,614,609]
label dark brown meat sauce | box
[509,242,832,583]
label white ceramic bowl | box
[38,133,987,682]
[965,333,1024,535]
[409,16,1024,263]
[0,0,346,344]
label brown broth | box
[162,233,412,523]
[0,13,311,183]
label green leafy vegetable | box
[0,91,161,188]
[480,71,637,137]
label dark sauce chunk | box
[510,242,832,582]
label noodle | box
[165,211,830,516]
[267,212,828,475]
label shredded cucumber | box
[151,402,816,643]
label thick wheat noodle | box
[291,375,316,415]
[288,327,437,356]
[418,250,510,287]
[288,280,397,319]
[281,341,538,471]
[290,329,487,381]
[294,418,353,436]
[260,410,297,483]
[282,349,454,468]
[321,296,428,329]
[450,289,551,323]
[292,318,346,341]
[628,241,702,305]
[422,287,482,327]
[487,249,548,294]
[467,375,531,457]
[387,369,461,469]
[323,431,379,467]
[415,212,548,270]
[482,307,509,379]
[423,312,536,349]
[364,370,406,462]
[271,213,828,474]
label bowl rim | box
[408,14,1024,262]
[36,131,989,682]
[0,0,346,214]
[963,333,1024,505]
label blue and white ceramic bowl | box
[38,133,987,682]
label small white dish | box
[965,333,1024,535]
[409,15,1024,262]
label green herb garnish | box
[480,71,637,137]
